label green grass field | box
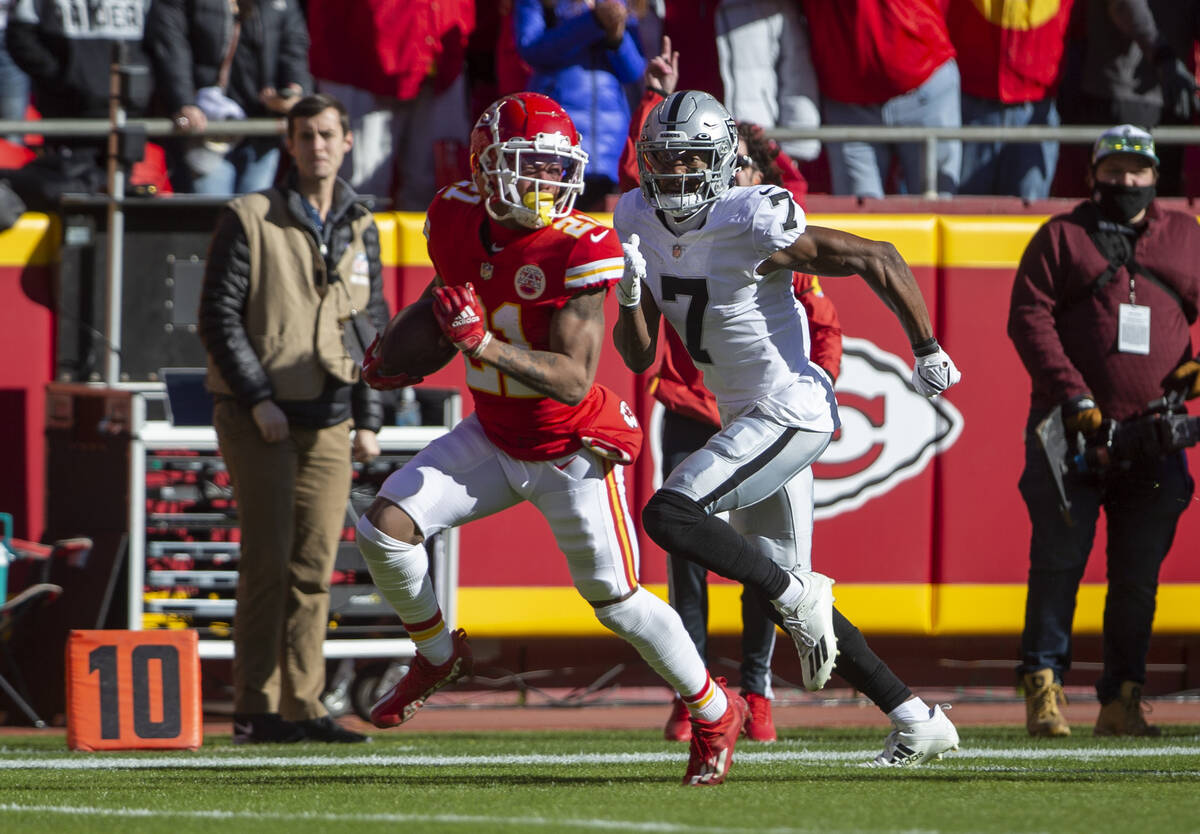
[2,725,1199,834]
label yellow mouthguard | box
[523,191,555,227]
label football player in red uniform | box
[355,92,749,786]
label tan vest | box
[206,189,376,401]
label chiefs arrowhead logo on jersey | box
[515,264,547,299]
[811,337,963,519]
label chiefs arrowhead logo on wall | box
[812,337,963,519]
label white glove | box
[617,233,645,308]
[911,344,961,397]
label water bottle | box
[0,512,11,602]
[395,387,422,427]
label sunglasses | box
[1094,135,1157,161]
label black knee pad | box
[642,489,704,551]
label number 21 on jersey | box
[464,301,539,397]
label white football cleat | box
[773,569,837,691]
[867,704,960,767]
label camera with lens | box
[1073,395,1200,474]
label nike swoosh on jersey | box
[589,229,610,243]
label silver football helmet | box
[636,90,739,217]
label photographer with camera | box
[1007,124,1200,739]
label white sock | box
[774,572,807,612]
[592,587,724,718]
[888,696,932,727]
[684,675,730,724]
[355,515,452,664]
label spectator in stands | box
[947,0,1074,201]
[660,0,721,97]
[1071,0,1200,196]
[801,0,961,198]
[199,93,386,745]
[515,0,646,210]
[1008,124,1199,738]
[715,0,822,168]
[619,40,845,748]
[5,0,153,194]
[0,1,30,143]
[146,0,312,196]
[306,0,474,210]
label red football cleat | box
[663,695,692,742]
[683,678,748,786]
[743,692,777,742]
[369,629,473,728]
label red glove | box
[360,335,424,390]
[433,283,493,358]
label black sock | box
[643,490,791,599]
[831,607,912,714]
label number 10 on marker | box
[66,630,203,751]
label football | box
[376,297,458,378]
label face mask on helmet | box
[470,94,588,230]
[636,91,738,217]
[475,145,585,228]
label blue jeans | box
[1016,414,1193,702]
[171,138,281,195]
[662,410,776,696]
[0,42,30,142]
[823,59,962,198]
[959,95,1058,201]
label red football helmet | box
[469,92,588,229]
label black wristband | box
[646,85,668,99]
[911,337,939,357]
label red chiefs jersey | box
[425,181,627,460]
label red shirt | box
[307,0,474,99]
[946,0,1073,102]
[426,181,626,459]
[801,0,956,104]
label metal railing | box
[767,124,1200,198]
[5,117,1198,197]
[5,114,1198,382]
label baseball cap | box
[1092,124,1158,167]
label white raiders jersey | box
[614,185,838,432]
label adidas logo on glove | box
[449,306,481,328]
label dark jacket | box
[200,172,388,431]
[145,0,311,118]
[5,0,153,119]
[1008,199,1200,421]
[515,0,644,185]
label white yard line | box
[0,803,863,834]
[0,745,1198,769]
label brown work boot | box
[1023,669,1071,737]
[1094,681,1162,737]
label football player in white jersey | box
[613,90,962,767]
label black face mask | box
[1092,182,1156,223]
